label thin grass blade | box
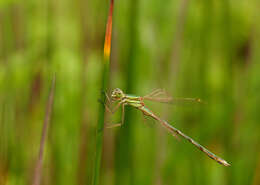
[32,75,56,185]
[92,1,114,185]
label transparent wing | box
[143,89,206,105]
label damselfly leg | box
[103,92,125,128]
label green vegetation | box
[0,0,260,185]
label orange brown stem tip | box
[104,0,114,60]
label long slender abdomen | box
[139,106,230,166]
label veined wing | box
[143,89,205,105]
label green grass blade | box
[92,1,114,185]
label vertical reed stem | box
[92,1,114,185]
[32,75,56,185]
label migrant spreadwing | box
[103,88,230,166]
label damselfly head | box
[111,88,124,101]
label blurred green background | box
[1,0,260,185]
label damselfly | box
[104,88,230,166]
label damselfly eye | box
[111,88,124,100]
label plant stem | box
[32,75,56,185]
[92,1,114,185]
